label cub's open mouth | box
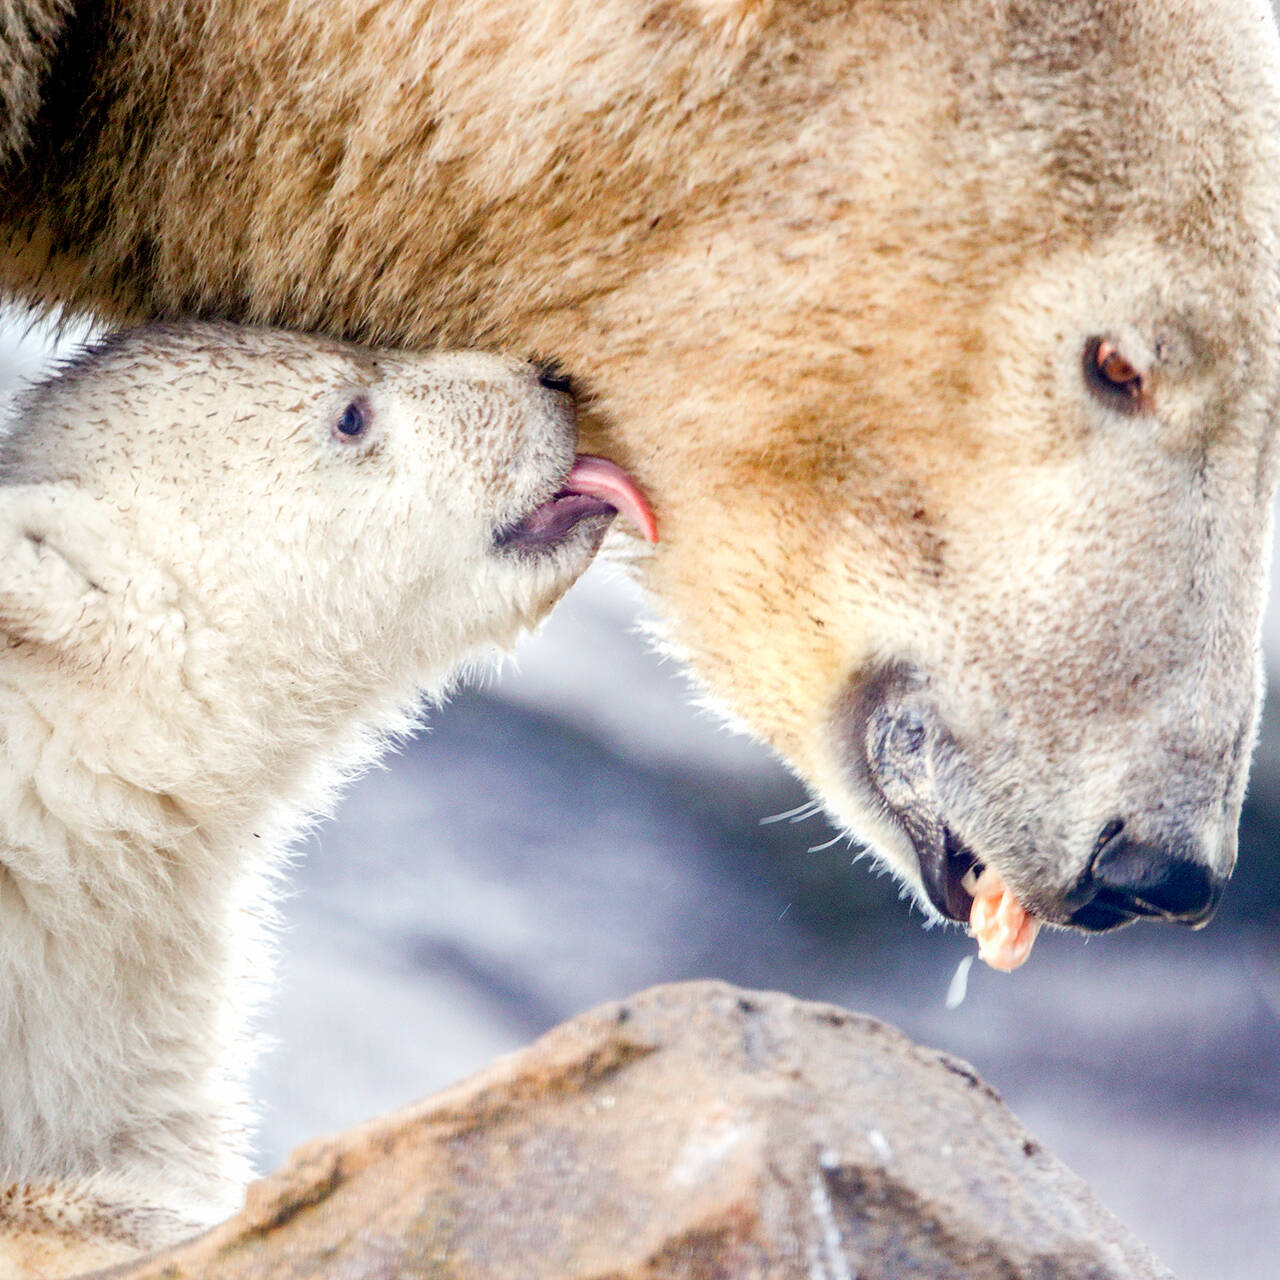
[496,454,658,551]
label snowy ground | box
[3,312,1279,1280]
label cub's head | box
[0,323,650,743]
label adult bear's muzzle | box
[837,661,1232,937]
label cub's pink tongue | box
[563,455,658,544]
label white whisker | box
[807,831,848,853]
[761,799,821,825]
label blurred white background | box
[2,309,1277,1280]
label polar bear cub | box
[0,322,654,1276]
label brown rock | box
[98,982,1173,1279]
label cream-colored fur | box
[0,322,608,1276]
[1,1,1279,926]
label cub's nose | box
[536,363,574,395]
[1068,829,1226,932]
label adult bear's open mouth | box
[918,826,984,924]
[837,659,1228,970]
[837,661,1045,971]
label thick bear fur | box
[2,1,1280,945]
[0,322,611,1275]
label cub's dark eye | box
[1083,337,1148,415]
[333,398,370,440]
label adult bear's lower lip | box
[496,455,658,551]
[917,826,983,923]
[840,662,977,923]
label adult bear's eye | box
[333,398,370,440]
[1083,337,1148,415]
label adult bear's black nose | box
[1068,828,1226,932]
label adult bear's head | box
[613,2,1280,937]
[4,0,1280,943]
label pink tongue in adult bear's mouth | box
[497,455,658,549]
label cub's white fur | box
[0,323,605,1274]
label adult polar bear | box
[3,0,1280,944]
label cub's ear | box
[0,484,120,655]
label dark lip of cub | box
[493,454,658,553]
